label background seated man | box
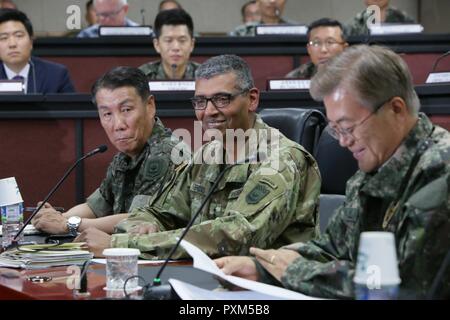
[0,9,75,93]
[346,0,415,36]
[139,9,198,80]
[32,67,188,237]
[77,0,139,38]
[216,45,450,300]
[158,0,182,12]
[241,0,261,24]
[285,18,348,79]
[76,54,321,259]
[230,0,294,36]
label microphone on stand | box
[11,145,108,247]
[140,8,146,25]
[431,51,450,73]
[171,64,177,80]
[143,152,265,300]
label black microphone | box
[143,152,265,300]
[431,51,450,73]
[140,8,146,25]
[171,64,177,79]
[11,145,108,245]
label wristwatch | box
[66,216,82,234]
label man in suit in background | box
[0,9,75,93]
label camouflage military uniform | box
[285,62,317,79]
[86,118,189,217]
[230,18,295,36]
[112,115,321,259]
[257,114,449,299]
[138,60,200,80]
[345,7,415,36]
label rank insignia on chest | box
[246,183,270,204]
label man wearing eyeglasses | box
[77,0,139,38]
[285,18,348,79]
[215,45,450,299]
[101,54,321,260]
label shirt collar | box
[4,63,30,80]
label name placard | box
[148,80,195,91]
[99,26,153,36]
[0,80,24,93]
[256,25,307,35]
[369,24,424,35]
[426,72,450,84]
[268,79,310,90]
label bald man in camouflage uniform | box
[110,54,321,260]
[216,46,450,300]
[345,0,415,36]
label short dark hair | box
[241,0,257,19]
[153,8,193,38]
[0,9,33,37]
[307,18,345,41]
[91,67,151,105]
[86,0,93,10]
[158,0,182,12]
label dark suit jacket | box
[0,57,76,93]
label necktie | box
[12,75,24,81]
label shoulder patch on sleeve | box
[246,183,270,204]
[145,155,169,182]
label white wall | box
[12,0,426,36]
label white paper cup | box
[103,248,141,292]
[353,232,401,299]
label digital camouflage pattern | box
[139,60,200,80]
[274,114,449,299]
[345,7,415,36]
[285,62,317,79]
[86,118,189,217]
[112,116,321,259]
[229,18,294,36]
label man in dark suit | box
[0,9,75,93]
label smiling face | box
[153,24,194,76]
[194,72,258,141]
[96,86,155,158]
[323,87,406,173]
[307,26,347,67]
[0,20,33,72]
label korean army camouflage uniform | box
[112,115,321,259]
[230,18,295,36]
[258,114,450,299]
[345,7,415,36]
[86,117,190,217]
[139,60,200,80]
[285,62,317,79]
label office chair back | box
[259,108,326,155]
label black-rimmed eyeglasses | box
[190,89,248,110]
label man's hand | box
[128,222,159,235]
[31,202,68,234]
[74,227,111,257]
[214,256,259,281]
[250,247,300,282]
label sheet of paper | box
[179,240,323,300]
[169,279,285,300]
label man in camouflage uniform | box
[139,9,199,80]
[106,54,321,259]
[216,45,450,299]
[33,67,188,237]
[345,0,415,36]
[286,18,348,79]
[230,0,295,36]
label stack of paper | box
[170,240,324,300]
[0,242,93,269]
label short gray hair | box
[310,45,420,115]
[195,54,254,91]
[94,0,127,7]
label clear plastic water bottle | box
[1,202,24,248]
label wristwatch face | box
[68,216,81,227]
